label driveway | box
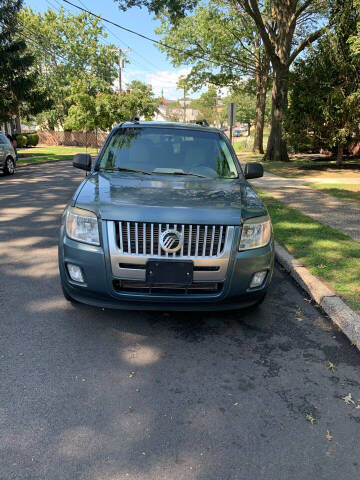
[1,162,360,480]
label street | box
[1,162,360,480]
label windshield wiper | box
[153,171,207,178]
[102,167,152,175]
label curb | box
[275,241,360,348]
[16,158,72,168]
[16,156,96,169]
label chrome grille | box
[114,221,229,258]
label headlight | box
[239,215,272,250]
[65,207,100,246]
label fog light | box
[67,263,85,283]
[250,270,267,289]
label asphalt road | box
[1,162,360,480]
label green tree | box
[115,0,329,161]
[155,1,270,153]
[287,0,360,163]
[121,80,161,120]
[63,81,160,131]
[232,92,255,136]
[20,7,118,129]
[0,0,48,131]
[189,86,222,126]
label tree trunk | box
[15,115,21,134]
[264,65,289,162]
[336,143,344,165]
[247,123,251,136]
[253,55,269,153]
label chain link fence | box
[38,130,109,148]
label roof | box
[115,121,220,133]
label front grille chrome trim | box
[108,221,235,283]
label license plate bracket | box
[146,260,193,285]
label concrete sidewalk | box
[250,171,360,242]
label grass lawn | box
[307,183,360,205]
[237,151,360,181]
[258,189,360,314]
[17,146,98,165]
[233,127,270,154]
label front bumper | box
[58,223,274,311]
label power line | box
[60,0,256,73]
[75,0,160,73]
[48,0,161,74]
[18,19,70,64]
[61,0,215,64]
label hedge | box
[27,133,39,146]
[15,133,39,147]
[16,134,28,147]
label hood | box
[73,172,267,225]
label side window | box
[0,134,6,144]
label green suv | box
[58,121,274,310]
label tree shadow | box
[1,162,360,480]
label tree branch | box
[294,0,315,21]
[241,0,276,60]
[229,28,258,61]
[192,39,257,74]
[287,26,327,65]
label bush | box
[16,134,28,148]
[27,133,39,146]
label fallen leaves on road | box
[296,308,305,322]
[326,430,333,441]
[342,393,355,405]
[306,413,317,425]
[327,361,336,372]
[128,371,135,378]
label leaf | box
[342,393,355,405]
[327,361,336,372]
[296,308,305,322]
[306,413,317,425]
[326,430,333,441]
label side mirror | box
[73,153,91,171]
[244,162,263,179]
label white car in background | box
[0,133,16,175]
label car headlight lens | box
[239,215,272,250]
[65,207,100,246]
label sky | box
[25,0,196,99]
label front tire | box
[4,157,15,175]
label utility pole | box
[110,48,130,94]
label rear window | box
[98,127,239,178]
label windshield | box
[98,127,239,178]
